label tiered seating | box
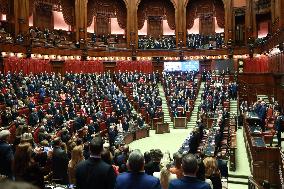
[244,111,281,187]
[199,74,232,117]
[186,33,225,49]
[0,72,145,145]
[162,71,199,122]
[179,111,234,159]
[0,28,13,44]
[115,71,163,128]
[29,28,74,49]
[138,35,176,49]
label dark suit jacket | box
[168,176,211,189]
[115,172,161,189]
[0,141,14,179]
[76,157,116,189]
[144,161,160,176]
[51,146,69,184]
[217,159,228,178]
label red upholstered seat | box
[105,106,113,114]
[44,97,51,104]
[223,101,230,109]
[18,108,29,116]
[266,108,273,119]
[86,117,92,124]
[8,124,17,143]
[33,126,41,143]
[99,122,107,131]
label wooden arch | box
[137,0,176,30]
[185,0,225,30]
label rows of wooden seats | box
[244,115,282,187]
[164,80,200,122]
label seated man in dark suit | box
[169,154,211,189]
[115,149,161,189]
[76,136,116,189]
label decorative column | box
[224,0,233,44]
[245,0,257,43]
[271,0,275,24]
[75,0,88,42]
[14,0,29,36]
[279,0,284,28]
[172,0,186,47]
[126,0,138,48]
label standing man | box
[0,130,14,179]
[76,136,116,189]
[115,149,161,189]
[275,111,284,147]
[51,138,69,184]
[168,154,211,189]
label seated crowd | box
[186,33,225,50]
[138,36,176,49]
[162,71,199,119]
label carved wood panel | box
[138,0,175,31]
[199,13,215,35]
[95,15,111,35]
[34,3,54,30]
[186,0,224,30]
[147,16,163,38]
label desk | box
[123,132,134,144]
[135,127,149,140]
[174,117,187,129]
[156,122,170,134]
[252,137,266,147]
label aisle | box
[129,129,193,155]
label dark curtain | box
[64,60,104,73]
[244,56,269,73]
[115,61,153,73]
[4,58,52,74]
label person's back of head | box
[182,154,198,176]
[89,136,103,156]
[52,137,62,148]
[127,149,144,173]
[173,152,183,169]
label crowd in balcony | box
[186,33,225,50]
[138,36,176,49]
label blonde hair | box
[69,145,84,168]
[203,157,220,178]
[160,166,171,189]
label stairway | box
[229,99,238,119]
[158,83,174,128]
[228,174,249,186]
[187,81,206,128]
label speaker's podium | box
[174,117,187,129]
